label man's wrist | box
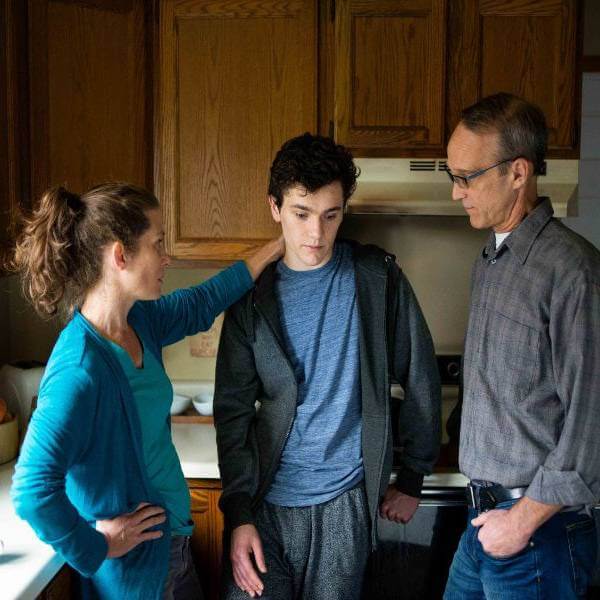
[507,496,563,538]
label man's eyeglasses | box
[446,158,516,189]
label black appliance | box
[364,487,467,600]
[364,355,466,599]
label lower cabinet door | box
[188,479,224,600]
[37,564,74,599]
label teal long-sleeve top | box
[11,261,253,600]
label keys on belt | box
[466,481,528,513]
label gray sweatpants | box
[222,484,371,600]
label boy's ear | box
[268,195,282,223]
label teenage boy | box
[215,133,441,600]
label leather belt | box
[466,481,527,513]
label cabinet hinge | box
[330,0,335,22]
[328,120,334,139]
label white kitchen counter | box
[172,421,469,488]
[172,422,219,479]
[0,461,64,600]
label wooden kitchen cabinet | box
[446,0,581,157]
[324,0,448,157]
[324,0,581,158]
[36,564,76,599]
[27,0,153,202]
[156,0,318,263]
[0,0,29,273]
[156,0,581,259]
[3,0,582,266]
[1,0,153,271]
[188,479,224,600]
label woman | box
[9,183,282,599]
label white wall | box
[564,73,600,250]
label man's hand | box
[230,524,267,598]
[96,502,165,558]
[472,496,562,559]
[379,486,420,523]
[471,509,530,558]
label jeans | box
[444,500,597,599]
[163,535,204,600]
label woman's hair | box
[8,182,159,319]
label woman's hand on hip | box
[96,502,166,558]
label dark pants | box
[222,484,371,600]
[444,499,597,599]
[163,535,204,600]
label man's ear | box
[511,157,531,191]
[268,195,282,223]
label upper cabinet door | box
[28,0,152,200]
[156,0,318,262]
[447,0,581,156]
[331,0,448,157]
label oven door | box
[365,487,467,600]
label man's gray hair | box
[460,92,548,175]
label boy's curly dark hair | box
[268,133,359,208]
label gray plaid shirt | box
[460,198,600,506]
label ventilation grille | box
[409,160,547,175]
[410,160,448,172]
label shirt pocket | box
[477,309,541,402]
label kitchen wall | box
[4,275,61,365]
[584,1,600,56]
[564,73,600,249]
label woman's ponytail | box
[8,182,159,319]
[10,186,84,318]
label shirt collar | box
[482,197,554,264]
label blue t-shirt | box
[109,339,193,536]
[265,242,364,506]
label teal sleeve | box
[142,260,253,347]
[11,367,108,576]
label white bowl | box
[192,392,213,416]
[170,393,191,415]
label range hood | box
[348,159,578,217]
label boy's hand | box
[231,524,267,597]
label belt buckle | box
[467,483,497,514]
[480,488,496,512]
[467,483,479,512]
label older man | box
[444,93,600,599]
